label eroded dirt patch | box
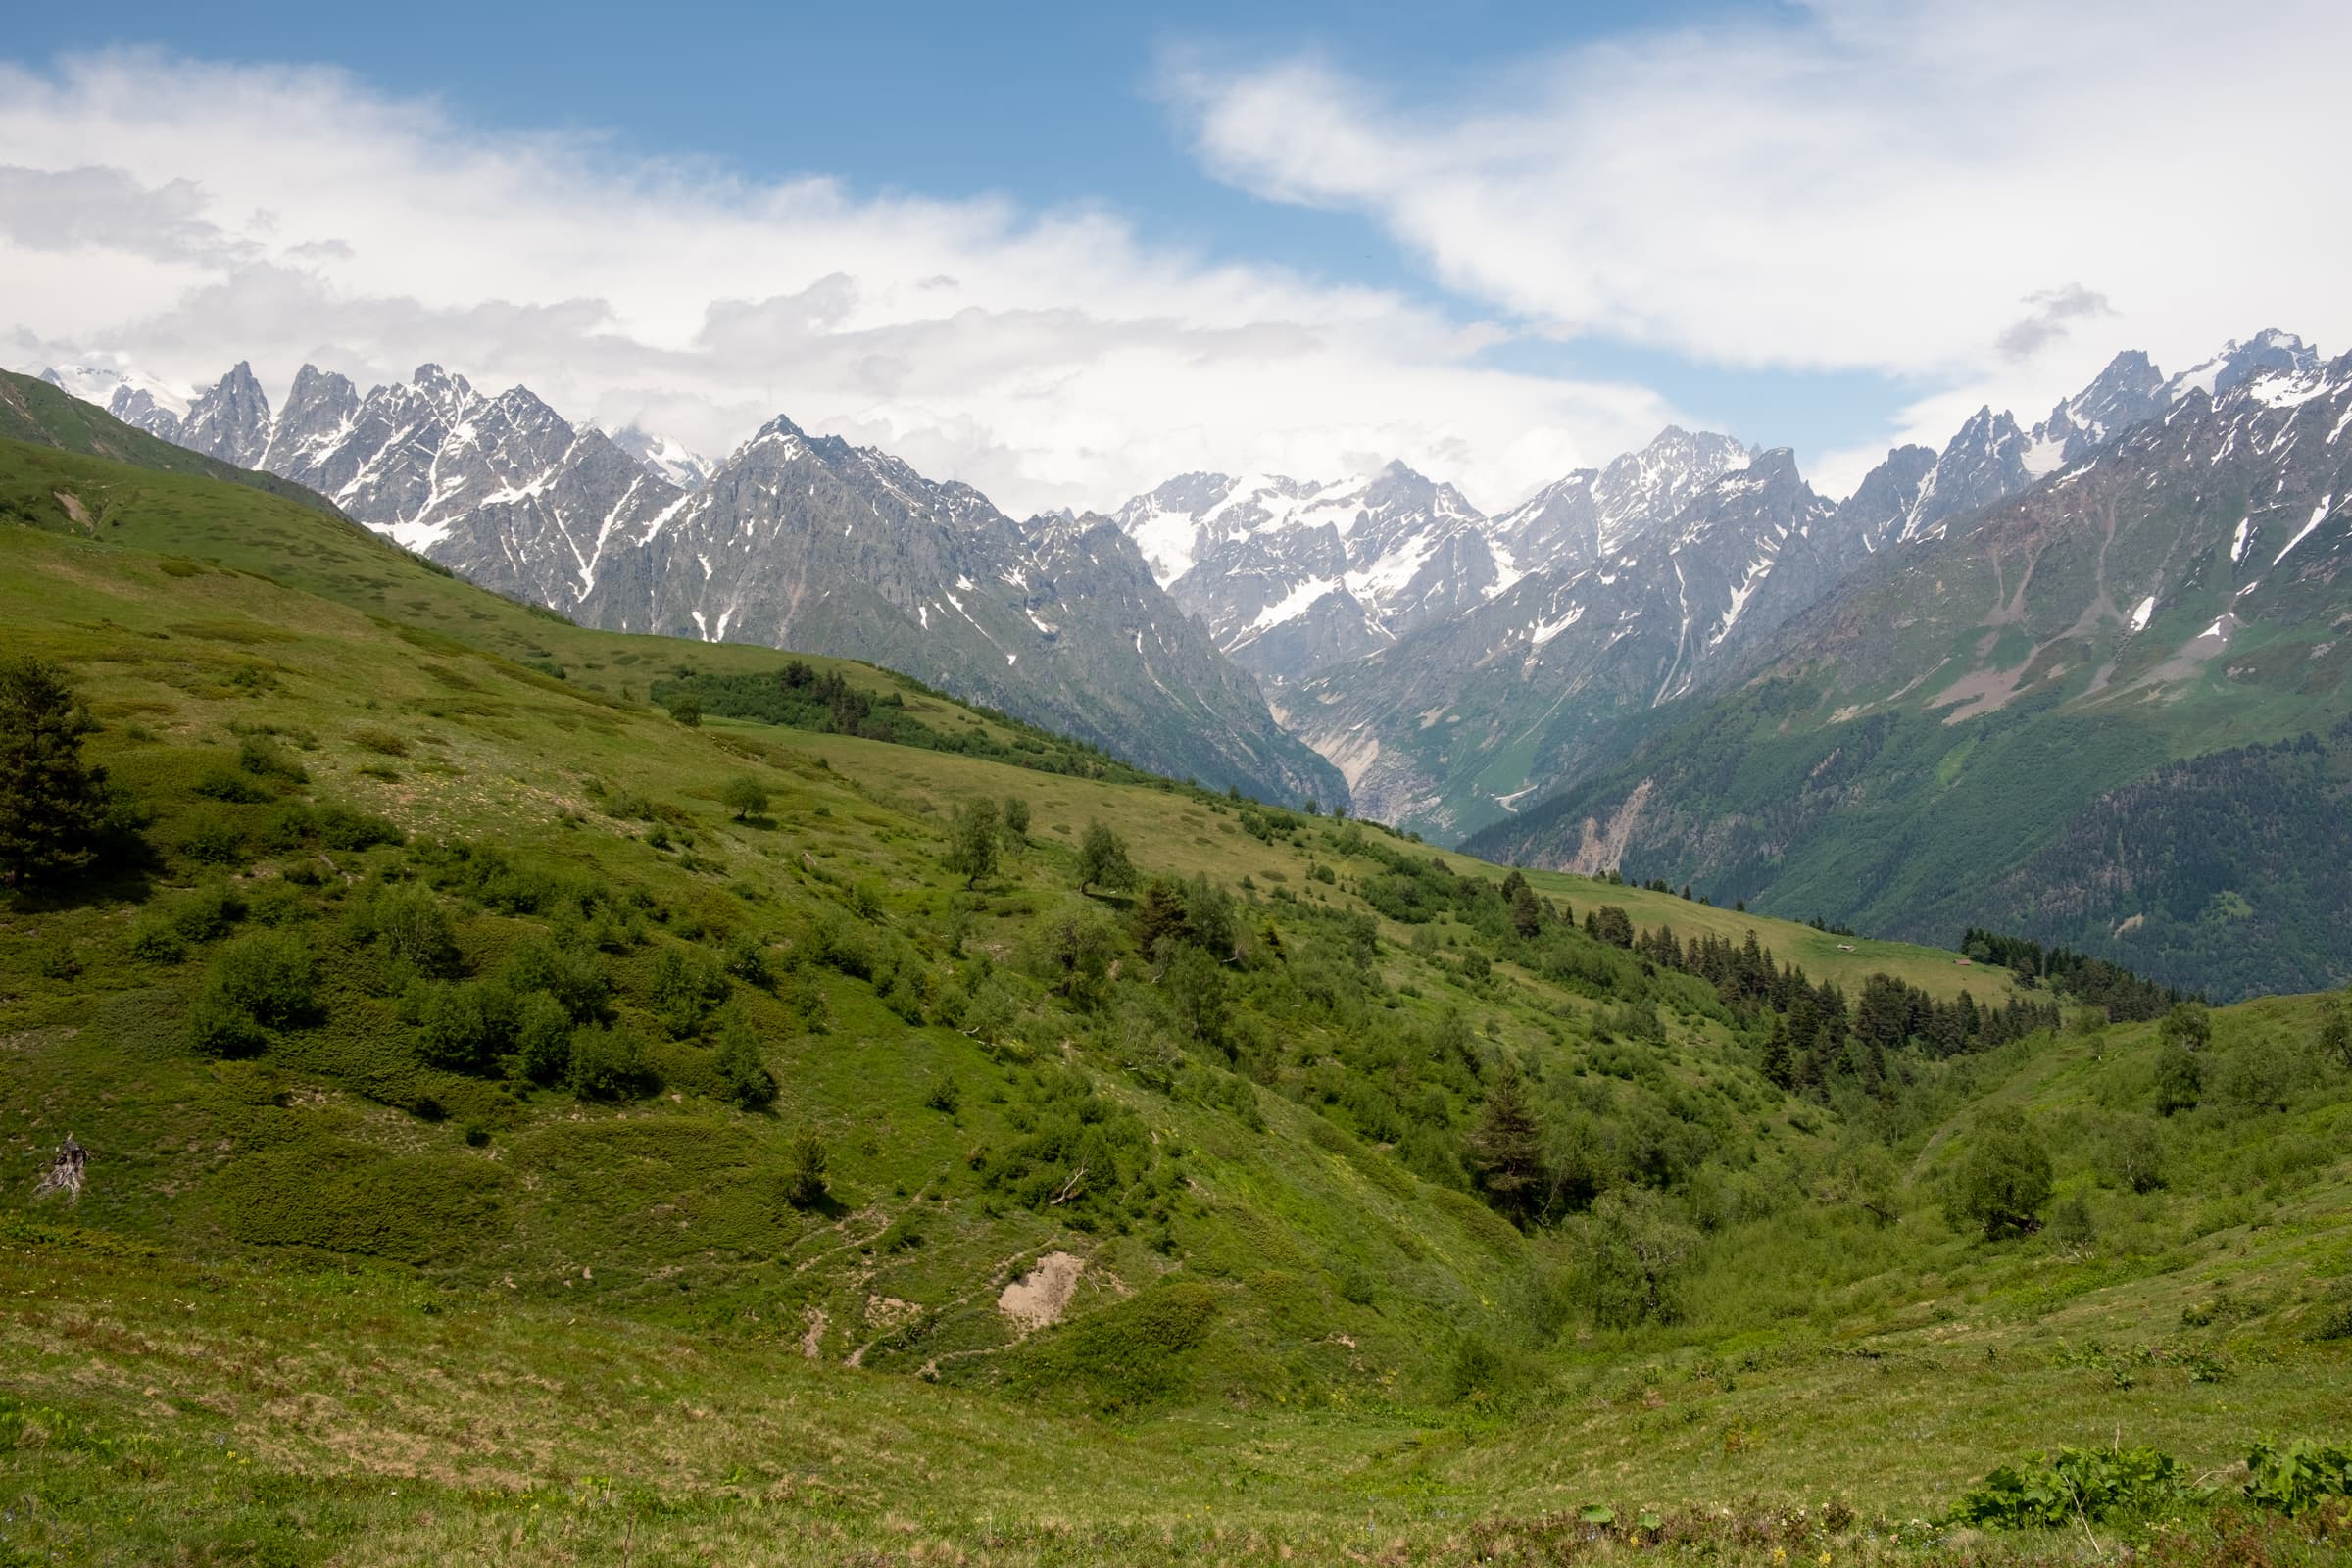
[996,1251,1084,1331]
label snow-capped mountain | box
[45,358,1341,807]
[604,424,714,490]
[1464,341,2352,999]
[32,363,190,440]
[1261,335,2297,843]
[1283,448,1848,836]
[1114,427,1755,686]
[1113,465,1502,681]
[1488,426,1755,571]
[1873,333,2321,551]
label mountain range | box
[29,327,2352,996]
[30,360,1342,808]
[1464,334,2352,998]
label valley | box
[2,398,2349,1563]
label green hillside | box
[4,440,2352,1565]
[0,368,348,518]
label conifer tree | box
[0,657,112,888]
[1463,1067,1549,1226]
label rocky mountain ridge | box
[1463,339,2352,997]
[42,358,1343,807]
[1129,332,2326,843]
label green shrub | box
[2152,1041,2202,1115]
[187,991,270,1057]
[566,1022,656,1100]
[712,1006,777,1110]
[202,931,317,1028]
[1007,1283,1219,1414]
[722,932,772,987]
[171,882,248,942]
[1582,1188,1701,1327]
[786,1133,829,1207]
[238,733,308,782]
[2157,1002,2213,1051]
[1950,1445,2200,1530]
[1446,1332,1525,1406]
[349,727,410,757]
[2244,1439,2352,1515]
[924,1072,961,1114]
[2100,1115,2166,1193]
[214,1143,506,1264]
[355,885,461,977]
[263,803,402,853]
[317,807,403,851]
[502,933,609,1021]
[804,917,872,979]
[413,980,518,1071]
[652,944,729,1038]
[178,809,247,865]
[1943,1106,2054,1239]
[513,992,575,1084]
[191,767,270,803]
[128,918,188,963]
[2215,1038,2301,1113]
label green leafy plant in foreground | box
[1950,1445,2204,1529]
[2242,1437,2352,1516]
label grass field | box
[3,434,2350,1564]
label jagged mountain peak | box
[67,351,1339,807]
[603,424,712,490]
[2161,328,2318,407]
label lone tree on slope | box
[0,657,113,889]
[721,774,769,822]
[1076,820,1137,896]
[943,798,1001,889]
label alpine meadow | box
[8,8,2352,1565]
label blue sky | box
[3,2,2341,514]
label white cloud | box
[1170,0,2352,486]
[0,51,1685,516]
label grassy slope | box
[1,447,2348,1563]
[0,370,348,517]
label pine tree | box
[0,657,112,888]
[1509,882,1543,939]
[1760,1014,1795,1089]
[1463,1067,1549,1227]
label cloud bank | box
[0,52,1679,516]
[1170,0,2352,489]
